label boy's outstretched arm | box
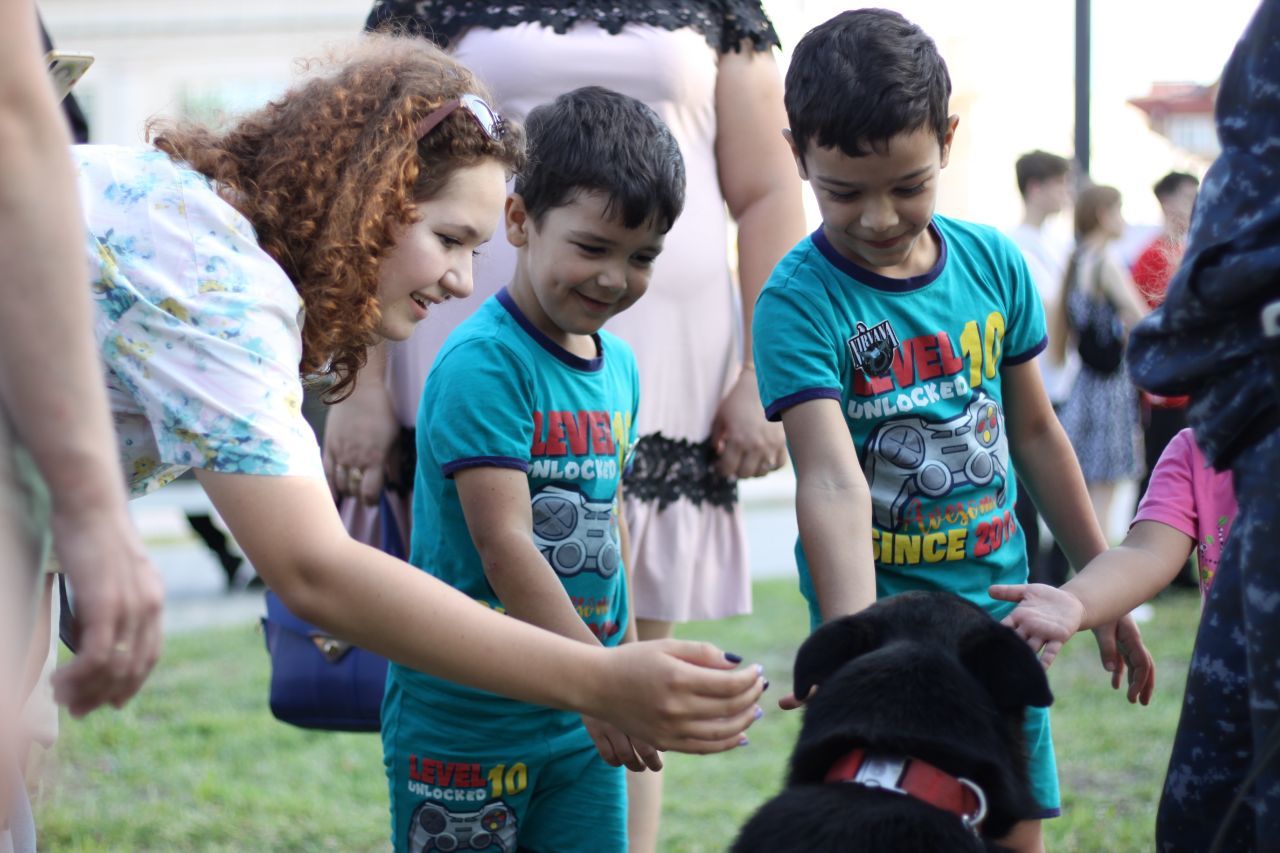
[1000,360,1156,702]
[456,467,663,771]
[780,399,877,623]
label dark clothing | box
[1127,2,1280,848]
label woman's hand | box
[322,373,399,505]
[588,639,765,753]
[710,368,787,480]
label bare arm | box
[0,0,162,718]
[709,46,806,480]
[1098,252,1149,328]
[196,469,762,752]
[455,466,600,645]
[1064,521,1193,628]
[1002,361,1106,570]
[1001,360,1155,702]
[780,399,876,623]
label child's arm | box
[992,520,1194,661]
[780,399,877,623]
[455,468,662,771]
[1000,360,1156,703]
[456,467,602,645]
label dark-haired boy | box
[752,10,1153,850]
[382,86,689,852]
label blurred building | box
[40,1,369,144]
[1128,82,1220,160]
[43,0,1241,231]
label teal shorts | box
[1024,704,1061,817]
[381,676,626,852]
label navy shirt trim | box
[811,223,948,293]
[441,456,530,478]
[496,287,603,372]
[764,387,842,422]
[1005,335,1049,366]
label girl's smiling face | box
[375,158,508,341]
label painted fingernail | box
[753,706,764,720]
[763,679,770,691]
[755,663,766,677]
[724,652,743,664]
[738,736,750,747]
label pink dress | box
[349,17,776,621]
[1131,428,1237,597]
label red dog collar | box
[823,748,988,832]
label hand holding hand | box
[582,715,664,772]
[989,582,1085,668]
[710,369,786,481]
[591,640,765,753]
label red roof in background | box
[1128,81,1218,117]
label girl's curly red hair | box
[148,35,524,399]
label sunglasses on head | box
[415,93,507,142]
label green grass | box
[36,579,1199,851]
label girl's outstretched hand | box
[590,640,765,754]
[988,582,1085,668]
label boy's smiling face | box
[789,118,958,279]
[506,190,665,351]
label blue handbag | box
[260,493,402,732]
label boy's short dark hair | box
[1153,171,1199,201]
[1014,150,1071,198]
[514,86,685,233]
[784,8,951,160]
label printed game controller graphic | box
[530,486,620,578]
[863,391,1009,530]
[408,801,517,853]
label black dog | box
[732,591,1053,852]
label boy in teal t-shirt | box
[382,87,686,852]
[752,10,1155,852]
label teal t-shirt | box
[393,288,638,722]
[754,216,1047,626]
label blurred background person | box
[1008,149,1074,585]
[1130,171,1199,507]
[1052,185,1150,543]
[337,3,807,848]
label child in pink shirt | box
[989,428,1236,669]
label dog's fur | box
[732,591,1053,852]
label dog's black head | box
[733,591,1052,851]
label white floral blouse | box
[75,146,324,497]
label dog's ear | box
[793,614,883,699]
[958,622,1054,710]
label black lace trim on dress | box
[366,0,781,54]
[624,432,738,511]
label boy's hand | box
[989,583,1085,668]
[1093,616,1156,706]
[777,684,817,711]
[582,716,663,772]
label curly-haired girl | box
[76,34,764,754]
